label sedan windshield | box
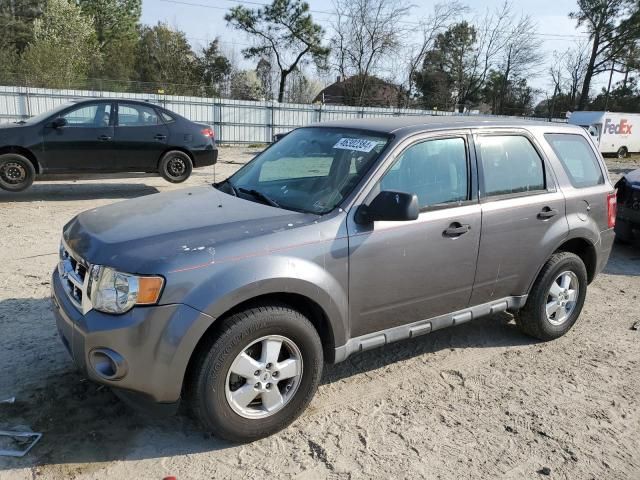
[223,127,390,214]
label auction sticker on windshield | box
[333,138,380,153]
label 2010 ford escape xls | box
[51,117,616,442]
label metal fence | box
[0,85,566,144]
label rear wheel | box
[187,304,323,442]
[516,252,587,341]
[159,150,192,183]
[617,146,628,159]
[0,153,35,192]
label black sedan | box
[615,168,640,243]
[0,98,218,192]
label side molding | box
[333,295,528,363]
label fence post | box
[213,97,222,143]
[268,101,275,143]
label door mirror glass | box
[356,190,419,224]
[51,117,67,128]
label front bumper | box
[51,269,213,408]
[617,204,640,226]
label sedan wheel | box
[0,154,36,192]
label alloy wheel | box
[225,335,303,419]
[546,271,579,326]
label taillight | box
[201,127,214,138]
[607,191,617,228]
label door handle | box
[97,134,112,141]
[443,223,471,237]
[154,134,167,141]
[537,207,558,220]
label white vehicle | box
[568,111,640,158]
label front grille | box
[58,241,93,314]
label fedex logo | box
[604,118,633,135]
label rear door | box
[348,132,482,338]
[469,131,568,306]
[113,102,169,171]
[42,102,115,172]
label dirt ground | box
[0,147,639,480]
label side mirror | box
[51,117,67,128]
[355,190,420,224]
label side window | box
[160,111,175,123]
[544,133,604,188]
[118,103,160,126]
[379,137,469,208]
[478,135,545,197]
[62,104,111,127]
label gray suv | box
[51,117,616,442]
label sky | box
[139,0,614,98]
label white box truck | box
[568,111,640,158]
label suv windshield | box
[222,127,390,214]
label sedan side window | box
[118,104,160,126]
[477,135,545,197]
[62,104,111,127]
[379,137,469,209]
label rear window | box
[545,134,604,188]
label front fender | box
[165,252,349,353]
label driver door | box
[42,102,115,172]
[347,134,482,338]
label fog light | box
[89,348,128,380]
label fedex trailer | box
[568,111,640,158]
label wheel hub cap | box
[546,271,579,326]
[225,335,303,419]
[168,158,185,176]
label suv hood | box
[63,186,319,273]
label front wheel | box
[187,304,323,442]
[0,153,35,192]
[516,252,588,341]
[159,150,193,183]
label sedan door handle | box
[443,223,471,237]
[97,134,112,141]
[538,207,558,220]
[154,134,167,141]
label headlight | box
[89,265,164,314]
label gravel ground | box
[0,147,639,480]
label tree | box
[331,0,411,106]
[196,39,231,97]
[570,0,640,110]
[401,2,466,107]
[493,12,542,114]
[255,57,275,99]
[285,69,322,103]
[0,0,44,55]
[77,0,141,82]
[226,0,329,102]
[20,0,97,88]
[229,69,262,100]
[134,22,199,95]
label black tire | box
[159,150,192,183]
[617,147,628,159]
[0,153,36,192]
[515,252,588,341]
[614,219,634,244]
[187,304,323,442]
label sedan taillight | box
[201,127,214,138]
[607,191,617,228]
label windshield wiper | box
[13,120,26,125]
[214,179,238,196]
[238,187,280,208]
